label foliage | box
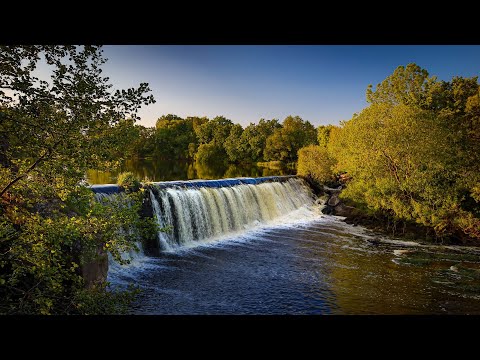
[73,282,140,315]
[366,63,435,107]
[0,186,154,314]
[317,124,337,147]
[154,114,198,160]
[327,64,480,242]
[195,116,234,146]
[224,124,244,162]
[207,118,282,163]
[110,114,312,167]
[297,145,336,184]
[117,171,141,193]
[195,143,227,166]
[240,119,281,162]
[264,115,317,162]
[119,123,156,159]
[0,45,154,314]
[107,119,144,160]
[155,114,183,124]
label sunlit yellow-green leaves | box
[323,64,480,242]
[297,145,336,184]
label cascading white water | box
[149,189,173,251]
[149,177,315,249]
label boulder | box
[327,194,341,207]
[322,205,334,215]
[323,185,342,194]
[333,203,357,217]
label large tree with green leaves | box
[241,118,281,162]
[224,123,244,163]
[329,64,480,242]
[0,46,154,196]
[154,114,197,160]
[365,63,436,107]
[317,124,337,148]
[0,45,155,314]
[264,115,317,163]
[195,115,233,146]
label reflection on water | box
[87,159,294,184]
[109,216,480,314]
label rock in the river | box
[322,205,334,215]
[334,203,358,217]
[393,249,411,256]
[327,194,341,207]
[323,185,342,193]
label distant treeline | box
[115,114,318,166]
[297,63,480,243]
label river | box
[103,175,480,314]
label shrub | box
[297,145,336,184]
[117,172,141,193]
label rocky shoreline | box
[319,184,357,218]
[312,179,478,246]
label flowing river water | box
[100,177,480,314]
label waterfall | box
[148,177,315,249]
[149,189,173,251]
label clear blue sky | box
[101,45,480,128]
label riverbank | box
[302,176,479,247]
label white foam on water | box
[148,177,325,253]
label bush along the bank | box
[117,172,141,193]
[297,145,336,186]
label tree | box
[195,116,233,146]
[297,145,336,184]
[240,118,281,162]
[133,126,156,159]
[0,46,154,197]
[264,115,317,162]
[155,114,183,125]
[187,116,209,157]
[195,143,227,166]
[330,104,448,221]
[154,114,197,160]
[0,45,155,314]
[224,124,244,163]
[317,124,337,148]
[330,69,480,242]
[366,63,436,108]
[108,119,152,160]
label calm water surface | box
[87,159,294,184]
[109,215,480,314]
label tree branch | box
[0,147,52,198]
